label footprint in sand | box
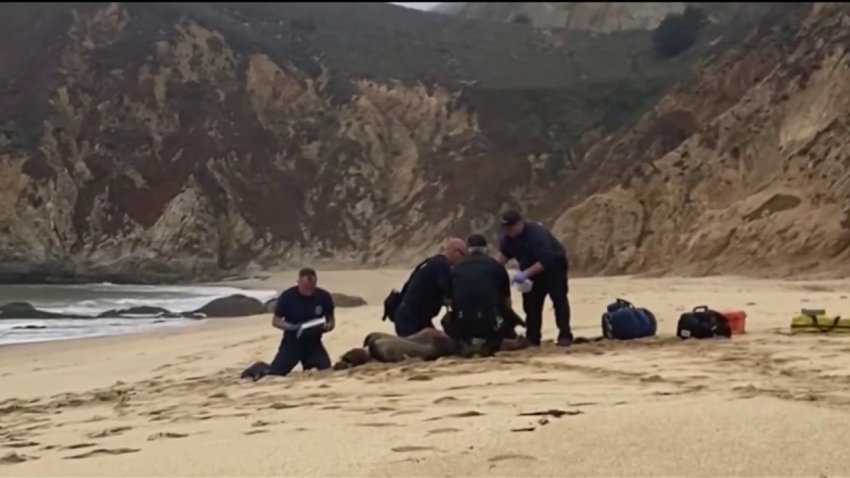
[87,426,132,439]
[243,430,268,436]
[433,396,458,404]
[65,448,140,460]
[516,377,555,384]
[391,445,436,453]
[1,452,37,464]
[568,402,598,407]
[448,410,485,418]
[358,422,402,428]
[62,443,97,450]
[407,374,433,382]
[425,410,485,421]
[390,409,420,417]
[489,453,537,463]
[147,432,188,441]
[5,441,39,449]
[427,427,460,435]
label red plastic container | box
[721,310,747,335]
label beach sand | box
[2,270,850,476]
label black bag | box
[382,258,430,323]
[601,298,657,340]
[382,290,403,322]
[676,306,731,339]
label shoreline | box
[3,271,850,349]
[0,282,280,348]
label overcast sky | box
[391,3,440,11]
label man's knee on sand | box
[268,340,331,376]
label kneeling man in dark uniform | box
[393,238,467,337]
[268,268,336,376]
[442,234,518,356]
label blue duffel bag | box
[602,298,657,340]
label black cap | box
[298,268,317,278]
[501,210,523,227]
[466,233,488,248]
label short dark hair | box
[501,210,523,227]
[298,268,317,279]
[466,233,488,248]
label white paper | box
[297,317,327,338]
[301,317,327,329]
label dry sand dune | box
[2,271,850,475]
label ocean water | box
[0,283,278,346]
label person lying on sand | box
[441,233,524,356]
[389,237,467,337]
[332,321,530,371]
[264,268,336,377]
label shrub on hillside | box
[652,7,708,58]
[512,13,532,25]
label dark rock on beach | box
[192,295,266,318]
[12,324,48,330]
[331,293,368,308]
[97,306,181,318]
[0,302,72,319]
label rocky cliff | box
[0,1,710,282]
[0,2,832,282]
[432,2,687,32]
[554,3,850,277]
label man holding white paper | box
[268,268,336,376]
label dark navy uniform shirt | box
[400,254,451,320]
[499,221,568,272]
[274,286,334,340]
[450,253,511,314]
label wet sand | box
[2,271,850,476]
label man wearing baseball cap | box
[498,210,573,347]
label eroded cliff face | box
[1,2,839,282]
[0,3,530,282]
[555,3,850,277]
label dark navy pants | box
[393,302,435,337]
[268,337,331,377]
[522,266,572,345]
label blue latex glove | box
[512,270,529,284]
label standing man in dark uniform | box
[268,268,336,376]
[498,210,573,347]
[443,234,521,355]
[393,237,467,337]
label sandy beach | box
[2,270,850,476]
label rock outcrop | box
[2,2,726,282]
[554,3,850,277]
[192,295,266,318]
[0,303,70,320]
